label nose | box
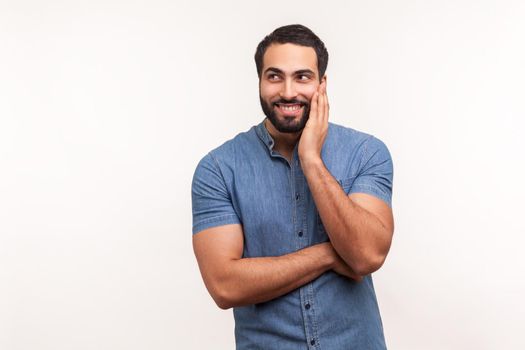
[279,78,297,100]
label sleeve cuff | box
[192,214,242,235]
[348,184,392,208]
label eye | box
[268,74,280,81]
[298,74,310,81]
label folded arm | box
[302,157,394,276]
[192,223,361,310]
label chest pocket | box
[317,176,357,234]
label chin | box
[269,115,308,133]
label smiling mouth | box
[274,103,304,115]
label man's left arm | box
[301,155,394,276]
[298,81,394,276]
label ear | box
[320,74,327,85]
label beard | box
[259,95,311,133]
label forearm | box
[302,158,389,275]
[217,242,334,309]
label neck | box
[264,118,302,154]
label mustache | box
[273,98,308,106]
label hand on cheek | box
[298,81,329,165]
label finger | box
[317,84,325,122]
[324,89,329,124]
[310,91,318,119]
[317,88,324,122]
[319,87,327,125]
[311,91,318,110]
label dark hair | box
[254,24,329,82]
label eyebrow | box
[263,67,316,76]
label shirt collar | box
[255,119,275,152]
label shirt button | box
[310,339,316,345]
[305,303,310,310]
[295,193,300,200]
[298,231,303,237]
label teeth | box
[280,104,301,111]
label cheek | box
[260,84,279,99]
[301,85,318,101]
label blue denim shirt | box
[191,119,393,350]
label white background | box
[1,1,524,349]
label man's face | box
[259,43,324,133]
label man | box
[191,24,394,349]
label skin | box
[192,43,394,310]
[261,43,394,275]
[259,43,322,159]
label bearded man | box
[191,24,394,350]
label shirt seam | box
[194,213,239,226]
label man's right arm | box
[192,223,361,310]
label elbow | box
[214,293,234,310]
[209,281,237,310]
[352,236,392,276]
[352,252,387,276]
[203,261,244,310]
[214,297,233,310]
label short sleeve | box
[348,136,394,207]
[191,153,241,235]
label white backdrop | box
[1,1,524,349]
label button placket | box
[292,148,320,349]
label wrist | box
[318,242,336,270]
[299,155,324,172]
